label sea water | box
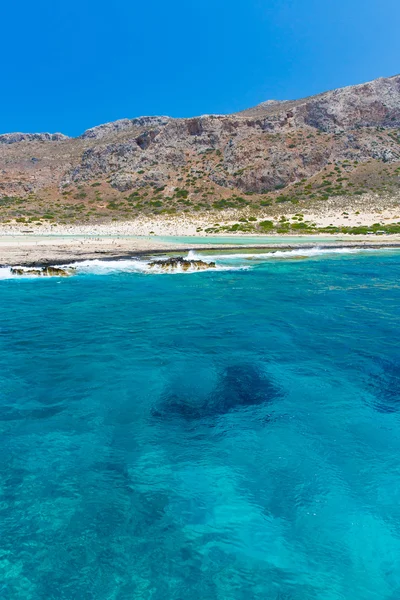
[0,248,400,599]
[156,234,346,245]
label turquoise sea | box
[156,235,346,246]
[1,247,400,599]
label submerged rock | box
[11,266,75,277]
[152,363,282,421]
[148,257,216,271]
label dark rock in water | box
[11,267,42,276]
[42,266,73,277]
[152,394,205,421]
[11,268,30,276]
[148,257,215,271]
[10,266,75,277]
[152,363,281,421]
[215,364,281,413]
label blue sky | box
[1,0,399,136]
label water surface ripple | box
[0,251,400,599]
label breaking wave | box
[188,247,394,261]
[66,257,249,275]
[0,267,15,280]
[1,247,395,279]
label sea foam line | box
[0,260,246,279]
[187,247,394,261]
[1,247,395,279]
[65,257,248,275]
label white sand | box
[1,204,400,237]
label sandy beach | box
[1,203,400,237]
[0,206,399,266]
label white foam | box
[186,250,197,260]
[0,258,246,279]
[65,256,248,276]
[0,267,13,280]
[196,247,390,261]
[66,258,150,275]
[1,247,393,280]
[0,266,48,280]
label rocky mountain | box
[1,74,400,225]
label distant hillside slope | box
[0,74,399,225]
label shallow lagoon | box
[157,234,345,245]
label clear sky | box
[1,0,399,136]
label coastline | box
[1,212,400,267]
[1,230,400,267]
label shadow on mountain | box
[152,363,282,422]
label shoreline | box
[1,217,400,267]
[1,236,400,268]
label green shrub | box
[175,188,189,199]
[291,222,310,230]
[259,220,274,230]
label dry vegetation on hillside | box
[1,75,400,234]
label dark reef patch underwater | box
[1,250,400,599]
[151,363,282,422]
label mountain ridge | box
[1,73,399,141]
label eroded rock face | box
[0,132,69,144]
[10,266,74,277]
[148,257,216,271]
[79,116,171,140]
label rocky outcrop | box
[80,116,171,140]
[148,257,216,271]
[240,75,400,130]
[0,133,69,144]
[11,266,74,277]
